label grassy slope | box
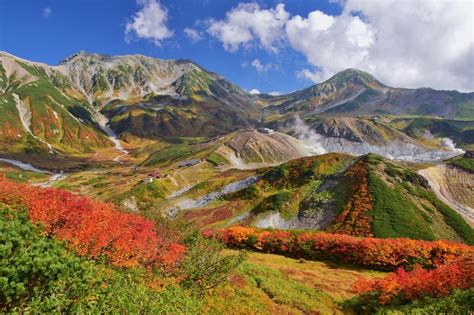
[366,155,474,243]
[203,250,386,314]
[448,157,474,173]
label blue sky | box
[1,0,473,93]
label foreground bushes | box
[0,203,201,313]
[349,257,474,311]
[205,227,473,271]
[0,176,185,270]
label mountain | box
[1,51,473,158]
[0,51,260,154]
[262,68,474,120]
[60,52,260,138]
[0,52,112,154]
[141,129,310,169]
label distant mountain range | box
[0,51,473,155]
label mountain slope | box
[262,68,474,120]
[0,51,261,148]
[269,115,465,162]
[182,153,473,243]
[0,52,112,154]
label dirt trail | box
[418,164,474,224]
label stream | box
[93,111,129,162]
[0,157,66,187]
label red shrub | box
[0,176,185,269]
[207,227,473,270]
[334,159,374,237]
[353,255,474,304]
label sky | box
[0,0,473,94]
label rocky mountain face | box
[263,68,474,120]
[268,115,466,162]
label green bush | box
[180,233,246,293]
[0,204,97,312]
[252,191,292,215]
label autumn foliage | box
[205,226,473,271]
[353,255,474,305]
[333,159,374,237]
[0,176,185,269]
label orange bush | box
[0,176,185,270]
[353,255,474,304]
[205,226,473,271]
[334,159,374,237]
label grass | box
[375,288,474,314]
[368,172,437,240]
[203,250,384,314]
[142,144,197,166]
[448,157,474,173]
[203,250,386,314]
[206,152,230,166]
[414,187,474,245]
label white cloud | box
[125,0,173,46]
[211,1,474,91]
[268,91,282,96]
[296,69,324,83]
[250,59,274,72]
[184,27,202,43]
[285,0,474,91]
[207,3,289,52]
[248,88,260,95]
[43,7,52,18]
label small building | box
[257,127,274,135]
[177,159,200,168]
[145,171,162,183]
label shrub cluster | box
[333,158,374,237]
[0,176,185,270]
[0,203,201,313]
[352,255,474,307]
[205,227,473,271]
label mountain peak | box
[326,68,380,86]
[59,51,114,64]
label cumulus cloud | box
[125,0,173,46]
[184,27,202,43]
[207,3,289,52]
[42,7,52,18]
[211,1,474,91]
[297,69,324,83]
[248,88,261,95]
[286,0,474,91]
